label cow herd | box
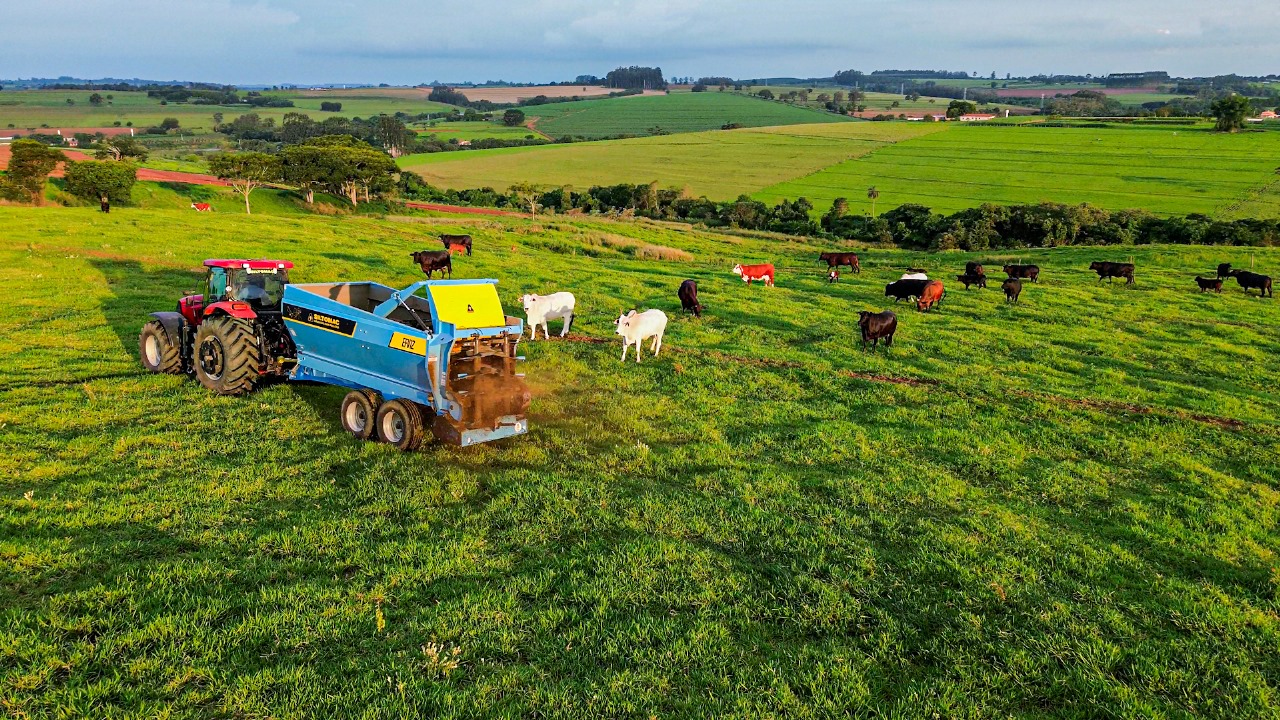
[410,231,1274,361]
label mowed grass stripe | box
[756,125,1280,216]
[400,123,945,199]
[528,92,853,138]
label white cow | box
[519,292,575,340]
[900,272,929,280]
[615,309,668,362]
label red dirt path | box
[0,144,228,185]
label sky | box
[4,0,1278,85]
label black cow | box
[678,279,703,317]
[1230,270,1273,298]
[819,252,860,273]
[1003,264,1040,282]
[410,250,453,279]
[1002,278,1022,303]
[1195,276,1223,293]
[965,261,985,277]
[1090,261,1135,284]
[957,273,987,289]
[1217,263,1233,279]
[440,234,473,256]
[884,279,931,302]
[858,311,897,351]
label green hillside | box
[528,91,853,138]
[2,204,1279,717]
[756,123,1280,218]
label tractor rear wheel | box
[139,320,182,375]
[194,316,261,396]
[340,391,378,441]
[376,399,425,451]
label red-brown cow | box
[191,203,212,212]
[916,280,945,312]
[732,263,775,287]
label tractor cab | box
[204,259,292,310]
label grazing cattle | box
[900,272,929,281]
[732,263,775,286]
[615,309,668,362]
[410,250,453,279]
[956,273,987,289]
[191,203,212,212]
[828,269,839,284]
[1090,261,1135,284]
[678,279,703,317]
[1003,264,1040,282]
[965,261,985,277]
[1217,263,1233,278]
[857,311,897,351]
[1195,276,1223,293]
[884,279,931,302]
[1002,278,1022,303]
[1229,270,1274,298]
[819,252,860,273]
[916,280,945,312]
[519,292,576,339]
[440,234,473,256]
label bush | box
[320,101,342,112]
[63,160,137,205]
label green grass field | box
[756,124,1280,218]
[400,122,943,199]
[2,204,1279,717]
[0,90,453,134]
[527,92,852,138]
[418,121,542,141]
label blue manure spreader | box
[139,259,530,450]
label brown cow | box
[957,273,987,289]
[916,280,945,312]
[819,252,860,273]
[1002,278,1022,303]
[410,250,453,279]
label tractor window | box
[206,267,228,302]
[230,269,288,307]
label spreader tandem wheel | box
[194,316,262,396]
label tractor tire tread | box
[195,317,262,396]
[139,320,183,375]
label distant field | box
[418,121,541,141]
[457,86,663,103]
[528,92,853,138]
[0,89,452,133]
[755,123,1280,218]
[400,122,943,198]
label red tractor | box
[139,259,297,395]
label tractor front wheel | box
[139,320,182,375]
[194,316,261,396]
[376,399,425,451]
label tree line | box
[399,176,1280,249]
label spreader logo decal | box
[282,303,356,337]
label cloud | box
[0,0,1275,83]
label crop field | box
[527,92,852,138]
[2,203,1279,718]
[418,122,542,141]
[453,86,665,103]
[756,123,1280,218]
[0,90,452,134]
[400,122,943,199]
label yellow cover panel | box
[428,283,506,330]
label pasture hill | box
[401,120,1280,221]
[1,201,1278,718]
